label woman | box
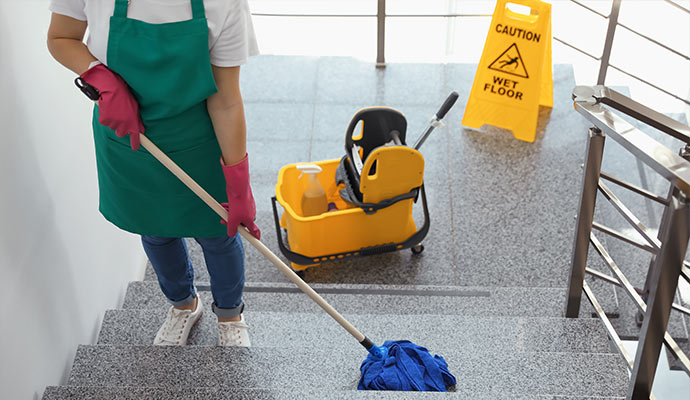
[47,0,261,347]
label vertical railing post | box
[597,0,622,85]
[565,127,606,318]
[628,189,690,400]
[637,145,690,325]
[376,0,386,68]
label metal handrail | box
[573,86,690,191]
[567,85,690,399]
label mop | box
[136,94,459,391]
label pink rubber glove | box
[80,64,145,151]
[221,154,261,240]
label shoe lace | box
[158,307,191,345]
[218,322,244,346]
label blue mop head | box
[357,340,457,391]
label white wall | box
[0,2,146,399]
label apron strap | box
[113,0,129,18]
[113,0,204,20]
[191,0,206,19]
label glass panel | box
[386,17,450,62]
[252,16,376,59]
[552,0,608,59]
[609,26,690,101]
[617,0,690,59]
[552,40,600,84]
[446,17,492,63]
[605,67,689,114]
[248,0,375,15]
[387,0,455,15]
[572,0,613,17]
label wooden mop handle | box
[138,134,368,344]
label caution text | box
[495,24,541,43]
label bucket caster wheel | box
[411,244,424,255]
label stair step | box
[65,345,627,397]
[43,385,625,400]
[98,309,613,353]
[123,281,570,317]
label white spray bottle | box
[297,164,328,217]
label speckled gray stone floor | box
[42,386,626,400]
[66,345,628,397]
[98,309,612,354]
[122,280,572,317]
[43,386,627,400]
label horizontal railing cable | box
[664,0,690,14]
[553,37,600,60]
[608,64,690,107]
[591,222,657,253]
[598,181,661,251]
[569,0,609,18]
[617,22,690,61]
[585,267,690,316]
[600,171,670,205]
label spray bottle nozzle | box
[297,164,323,179]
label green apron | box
[92,0,227,237]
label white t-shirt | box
[49,0,259,67]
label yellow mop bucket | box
[271,93,458,272]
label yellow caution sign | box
[462,0,553,143]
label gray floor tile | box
[378,63,447,106]
[245,102,314,141]
[247,139,311,188]
[311,103,368,145]
[447,64,590,288]
[315,56,385,105]
[240,55,318,103]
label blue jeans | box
[141,234,245,319]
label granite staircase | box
[44,266,628,399]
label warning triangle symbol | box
[488,43,529,79]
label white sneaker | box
[217,314,251,347]
[153,297,203,346]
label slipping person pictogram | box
[488,43,529,79]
